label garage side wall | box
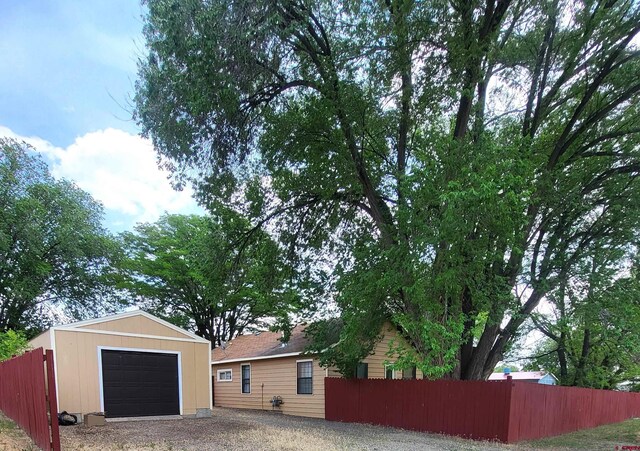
[212,356,325,418]
[54,330,210,416]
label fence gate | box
[0,347,61,450]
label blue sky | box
[0,0,201,232]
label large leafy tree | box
[525,251,640,389]
[135,0,640,379]
[0,139,124,335]
[120,212,311,346]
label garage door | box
[101,349,180,418]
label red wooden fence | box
[325,377,640,443]
[0,348,60,450]
[507,382,640,441]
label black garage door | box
[101,350,180,418]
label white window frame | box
[296,359,314,395]
[240,363,251,394]
[384,364,396,380]
[97,346,183,416]
[217,368,233,382]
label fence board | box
[0,348,61,450]
[46,350,61,451]
[325,377,640,443]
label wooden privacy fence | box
[325,377,640,443]
[0,348,60,450]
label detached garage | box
[29,310,212,419]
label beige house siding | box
[213,356,326,418]
[29,330,51,352]
[211,322,424,419]
[76,315,191,339]
[361,323,424,379]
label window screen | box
[241,364,251,393]
[385,366,394,379]
[403,366,417,380]
[356,362,368,379]
[218,370,232,381]
[297,361,313,394]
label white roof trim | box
[211,351,310,365]
[52,310,209,344]
[54,327,211,344]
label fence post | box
[45,350,61,451]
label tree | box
[526,253,640,389]
[120,212,312,346]
[135,0,640,379]
[0,139,125,335]
[0,330,30,361]
[493,364,521,374]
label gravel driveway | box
[60,407,515,451]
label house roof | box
[211,324,311,363]
[488,371,557,381]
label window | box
[403,366,417,380]
[297,361,313,394]
[241,364,251,394]
[217,369,232,382]
[356,362,368,379]
[385,365,394,380]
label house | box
[28,310,212,420]
[488,370,558,385]
[211,322,423,418]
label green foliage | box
[0,139,126,335]
[135,0,640,378]
[525,252,640,389]
[119,211,314,346]
[493,364,521,374]
[0,330,30,361]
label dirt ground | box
[59,408,511,451]
[0,415,37,451]
[2,408,640,451]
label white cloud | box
[1,126,203,229]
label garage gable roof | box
[54,310,209,344]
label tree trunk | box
[573,328,591,386]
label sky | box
[0,0,202,232]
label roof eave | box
[211,350,315,365]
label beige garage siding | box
[213,356,326,418]
[53,329,211,416]
[76,315,191,339]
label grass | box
[0,418,16,433]
[524,418,640,450]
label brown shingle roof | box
[211,324,310,362]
